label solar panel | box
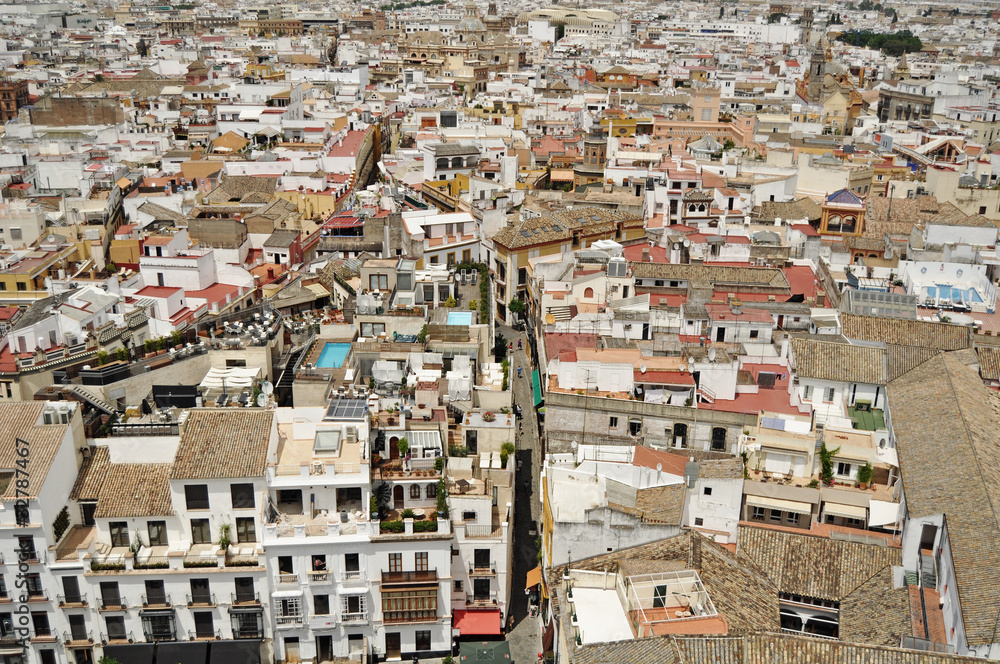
[324,398,368,421]
[760,416,785,431]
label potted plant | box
[857,461,873,490]
[218,523,231,550]
[398,437,409,458]
[482,411,496,422]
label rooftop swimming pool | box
[924,284,984,304]
[316,342,351,369]
[447,311,473,326]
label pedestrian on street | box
[518,367,523,378]
[518,339,522,350]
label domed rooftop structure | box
[456,0,486,34]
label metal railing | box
[99,597,128,610]
[57,594,88,606]
[469,566,497,576]
[100,631,134,644]
[231,592,260,605]
[466,593,498,607]
[186,593,216,607]
[188,630,222,641]
[143,628,176,642]
[233,626,263,639]
[275,614,303,626]
[308,571,331,582]
[381,570,437,584]
[141,594,171,607]
[62,631,93,644]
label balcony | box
[341,611,369,624]
[62,631,94,646]
[188,630,222,641]
[30,628,57,643]
[231,592,261,606]
[342,570,366,586]
[186,593,216,607]
[381,570,438,586]
[307,571,332,584]
[25,591,49,603]
[90,558,126,572]
[275,614,303,628]
[275,573,299,585]
[466,592,498,607]
[469,566,497,576]
[141,594,172,608]
[57,594,89,607]
[183,545,220,569]
[100,631,134,645]
[99,597,128,611]
[232,626,263,640]
[142,628,176,642]
[134,556,171,570]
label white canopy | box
[199,366,261,390]
[868,500,902,528]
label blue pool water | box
[924,284,984,303]
[447,311,473,326]
[316,342,351,368]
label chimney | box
[641,247,650,262]
[730,299,743,315]
[690,532,702,570]
[684,456,700,489]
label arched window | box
[841,216,856,233]
[426,483,437,498]
[437,158,448,169]
[711,427,726,451]
[410,485,421,499]
[673,423,688,448]
[584,287,594,299]
[697,204,706,212]
[827,214,842,232]
[451,157,463,168]
[688,204,696,212]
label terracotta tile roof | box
[491,207,640,250]
[0,402,67,500]
[633,484,687,524]
[203,174,278,205]
[170,410,274,479]
[976,345,1000,380]
[574,638,679,664]
[887,350,1000,646]
[790,336,886,384]
[840,313,973,351]
[839,567,912,647]
[631,263,790,290]
[754,197,822,223]
[736,525,901,602]
[71,447,173,518]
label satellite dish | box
[544,313,556,325]
[683,238,691,248]
[262,381,274,395]
[639,363,647,373]
[673,243,680,250]
[256,394,268,407]
[708,347,717,362]
[656,463,662,472]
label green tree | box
[507,298,526,318]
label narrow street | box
[498,324,543,664]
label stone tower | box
[801,6,814,48]
[807,39,826,103]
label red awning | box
[325,215,363,229]
[454,609,502,636]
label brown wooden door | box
[393,485,404,510]
[385,632,401,659]
[390,436,400,460]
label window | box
[751,506,765,521]
[10,228,21,241]
[629,420,642,436]
[388,553,402,573]
[426,484,437,498]
[185,485,210,510]
[609,416,619,428]
[447,252,456,267]
[785,512,799,525]
[803,385,812,400]
[62,577,82,604]
[382,589,438,623]
[144,580,166,605]
[410,485,421,499]
[846,517,864,527]
[369,274,389,290]
[31,612,51,637]
[694,517,704,526]
[980,206,988,215]
[190,578,211,604]
[193,612,214,638]
[314,595,330,615]
[343,594,367,618]
[825,387,835,402]
[231,483,255,509]
[430,255,439,265]
[673,423,688,448]
[749,329,759,339]
[236,517,256,543]
[706,426,726,452]
[105,615,127,640]
[147,521,167,547]
[191,519,211,544]
[837,462,852,477]
[142,612,176,641]
[703,486,713,496]
[110,521,129,548]
[462,510,477,522]
[769,510,783,522]
[415,552,428,572]
[415,630,432,651]
[15,282,25,292]
[454,580,463,592]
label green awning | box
[532,369,543,407]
